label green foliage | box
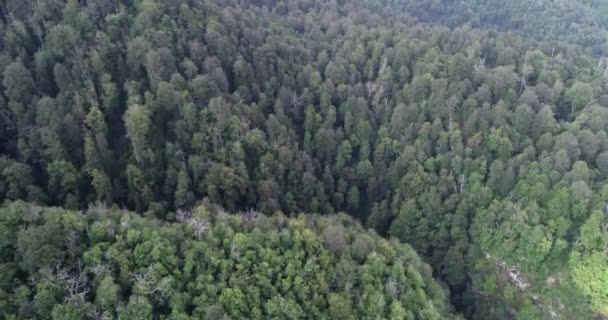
[390,0,608,54]
[569,212,608,314]
[0,202,458,320]
[566,82,595,116]
[1,0,608,319]
[95,276,120,311]
[570,251,608,315]
[3,61,35,102]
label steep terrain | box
[382,0,608,55]
[0,201,460,319]
[1,0,608,318]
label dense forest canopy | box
[0,202,459,319]
[1,0,608,319]
[383,0,608,56]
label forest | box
[1,0,608,319]
[0,201,459,319]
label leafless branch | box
[88,309,112,320]
[214,204,229,217]
[242,208,260,225]
[230,241,241,260]
[189,217,209,240]
[519,51,529,94]
[176,208,192,223]
[132,266,167,300]
[65,231,78,260]
[56,261,89,303]
[385,278,400,298]
[458,174,467,193]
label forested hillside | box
[384,0,608,55]
[1,0,608,319]
[0,201,459,319]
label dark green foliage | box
[0,0,608,319]
[386,0,608,55]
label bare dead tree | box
[519,51,529,94]
[291,91,303,114]
[0,107,11,123]
[214,204,228,217]
[210,126,224,150]
[366,56,388,108]
[28,16,45,48]
[366,81,381,101]
[447,95,460,134]
[300,150,312,164]
[189,217,209,240]
[271,141,281,150]
[597,57,608,76]
[65,231,78,260]
[458,174,467,194]
[383,98,389,115]
[56,261,89,304]
[88,202,110,217]
[120,215,130,228]
[132,266,167,301]
[583,99,597,112]
[176,208,192,223]
[230,241,241,261]
[385,278,400,298]
[242,208,260,225]
[602,206,608,256]
[88,308,112,320]
[0,6,15,24]
[238,117,250,138]
[0,6,8,22]
[379,57,388,76]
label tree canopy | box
[0,201,458,320]
[1,0,608,318]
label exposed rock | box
[485,253,530,291]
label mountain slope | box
[380,0,608,55]
[0,201,460,319]
[1,0,608,318]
